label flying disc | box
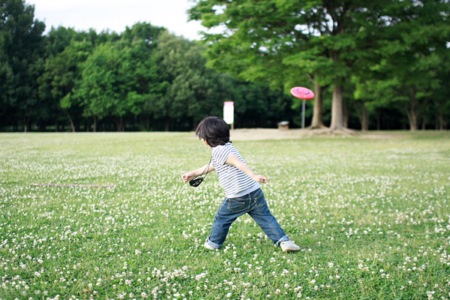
[290,87,315,100]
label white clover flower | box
[152,287,159,296]
[195,272,207,281]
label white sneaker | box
[203,242,217,250]
[280,240,301,252]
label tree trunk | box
[115,117,125,131]
[164,119,170,131]
[93,116,97,132]
[437,101,446,130]
[310,73,325,129]
[64,110,76,132]
[361,104,369,131]
[421,117,427,130]
[438,111,446,130]
[23,116,29,132]
[330,84,345,131]
[408,89,418,131]
[376,110,381,130]
[343,98,348,128]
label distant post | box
[302,100,306,128]
[224,101,234,129]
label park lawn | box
[0,131,449,299]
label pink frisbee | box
[290,87,315,100]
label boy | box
[182,116,301,252]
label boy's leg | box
[206,197,250,249]
[247,189,289,246]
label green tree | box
[39,39,93,131]
[153,31,297,130]
[433,56,450,130]
[153,32,223,130]
[0,0,45,131]
[38,27,90,131]
[119,22,166,130]
[38,28,124,132]
[188,0,392,131]
[73,23,165,131]
[75,42,123,131]
[353,0,449,131]
[378,0,449,131]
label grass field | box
[1,131,449,299]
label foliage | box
[188,0,450,131]
[188,0,394,130]
[0,0,45,130]
[0,0,448,131]
[352,0,450,130]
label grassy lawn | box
[1,131,449,299]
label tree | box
[153,32,223,130]
[380,0,449,131]
[38,27,89,131]
[0,0,45,131]
[38,28,127,132]
[188,0,392,131]
[74,42,123,131]
[73,23,166,131]
[119,23,166,130]
[352,0,449,131]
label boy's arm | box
[182,164,214,183]
[225,153,267,184]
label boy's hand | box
[253,175,267,184]
[182,171,196,183]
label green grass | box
[1,131,449,299]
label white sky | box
[27,0,205,40]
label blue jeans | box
[205,188,289,249]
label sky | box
[27,0,206,40]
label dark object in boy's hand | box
[189,177,204,187]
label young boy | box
[182,116,301,252]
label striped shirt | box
[212,142,260,198]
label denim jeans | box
[205,188,289,249]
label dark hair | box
[195,116,230,147]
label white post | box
[224,101,234,129]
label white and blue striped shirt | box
[212,142,260,198]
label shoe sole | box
[282,248,301,252]
[203,244,217,251]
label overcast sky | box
[27,0,206,40]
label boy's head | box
[195,116,230,147]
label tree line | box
[189,0,449,131]
[1,0,448,132]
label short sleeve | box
[212,144,231,166]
